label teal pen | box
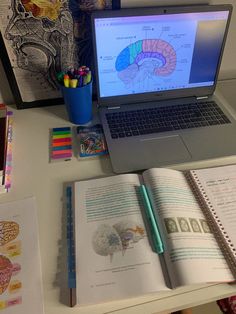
[140,185,164,254]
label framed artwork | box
[0,0,120,109]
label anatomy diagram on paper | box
[0,0,78,101]
[0,220,22,310]
[0,0,112,102]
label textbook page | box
[143,168,234,288]
[0,197,44,314]
[74,174,169,305]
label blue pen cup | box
[61,81,92,125]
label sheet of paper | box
[143,168,234,287]
[0,197,44,314]
[191,164,236,257]
[74,174,169,305]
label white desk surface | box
[1,80,236,314]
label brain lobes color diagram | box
[115,39,176,85]
[92,221,145,261]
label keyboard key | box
[118,132,125,138]
[111,133,118,139]
[125,132,132,136]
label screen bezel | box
[91,4,232,106]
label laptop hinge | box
[107,106,121,110]
[96,103,121,110]
[196,96,209,100]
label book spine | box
[0,104,7,184]
[66,186,76,289]
[4,111,13,191]
[0,108,12,194]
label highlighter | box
[69,79,78,88]
[63,74,70,88]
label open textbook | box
[70,164,236,306]
[0,197,44,313]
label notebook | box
[91,4,236,174]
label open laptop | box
[91,4,236,174]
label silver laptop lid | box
[91,4,232,106]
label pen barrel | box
[140,185,164,254]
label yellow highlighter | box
[63,74,70,88]
[69,79,78,88]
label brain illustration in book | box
[164,217,212,234]
[115,39,176,85]
[92,221,145,260]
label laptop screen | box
[91,5,232,105]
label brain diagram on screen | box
[115,39,177,86]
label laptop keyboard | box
[106,101,231,139]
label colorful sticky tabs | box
[51,127,72,161]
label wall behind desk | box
[1,0,236,105]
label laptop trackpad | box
[140,135,191,164]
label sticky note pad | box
[50,127,72,161]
